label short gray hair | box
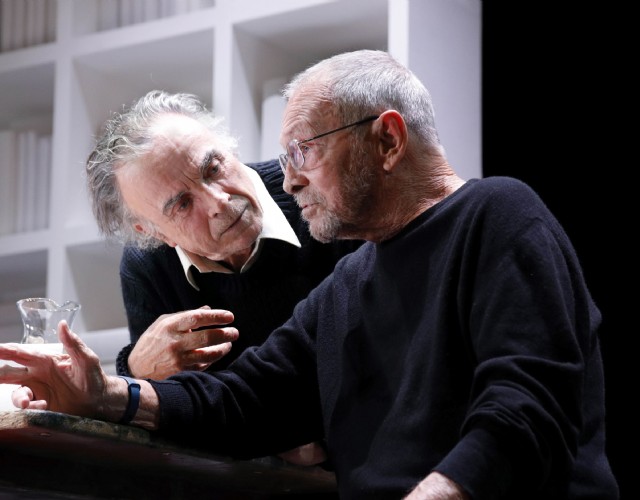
[282,50,442,153]
[86,90,237,249]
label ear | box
[134,223,177,248]
[376,110,408,173]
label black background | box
[482,2,629,496]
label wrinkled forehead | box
[149,113,209,144]
[280,91,337,143]
[111,115,210,221]
[115,114,207,188]
[139,113,233,170]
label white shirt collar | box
[176,164,301,289]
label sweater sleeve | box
[434,178,604,497]
[147,281,328,458]
[117,245,199,376]
[120,245,162,342]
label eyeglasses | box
[278,115,379,173]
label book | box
[98,0,120,32]
[13,0,26,50]
[31,0,47,46]
[0,129,17,235]
[158,0,175,17]
[130,0,145,24]
[118,0,134,27]
[15,131,28,233]
[25,0,35,46]
[35,134,51,230]
[173,0,190,15]
[1,0,13,52]
[13,130,39,232]
[142,0,159,22]
[44,0,55,42]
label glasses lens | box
[278,153,289,172]
[280,140,302,172]
[289,140,304,170]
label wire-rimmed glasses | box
[278,115,379,173]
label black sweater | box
[149,177,618,499]
[117,159,362,375]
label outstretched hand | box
[0,320,110,417]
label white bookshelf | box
[0,0,481,374]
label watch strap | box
[118,375,141,425]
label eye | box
[175,195,192,212]
[201,151,223,184]
[204,162,220,181]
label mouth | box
[296,196,314,210]
[295,194,322,219]
[220,207,246,236]
[300,203,319,218]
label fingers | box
[198,324,239,344]
[150,308,234,336]
[183,341,234,371]
[0,360,28,385]
[26,400,49,410]
[154,309,237,351]
[173,325,238,354]
[11,385,45,410]
[175,309,235,333]
[174,326,238,368]
[196,341,234,360]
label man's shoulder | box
[458,176,543,213]
[121,244,180,270]
[457,177,559,242]
[469,176,536,198]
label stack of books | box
[0,129,51,236]
[0,0,217,52]
[98,0,216,31]
[0,0,56,52]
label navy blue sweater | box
[117,160,362,375]
[149,177,618,499]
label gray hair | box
[282,50,442,153]
[85,90,237,249]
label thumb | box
[57,319,74,346]
[57,320,93,359]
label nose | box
[282,165,306,195]
[203,184,231,218]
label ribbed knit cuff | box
[116,343,135,377]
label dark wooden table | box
[0,410,338,499]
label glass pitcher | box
[16,297,81,345]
